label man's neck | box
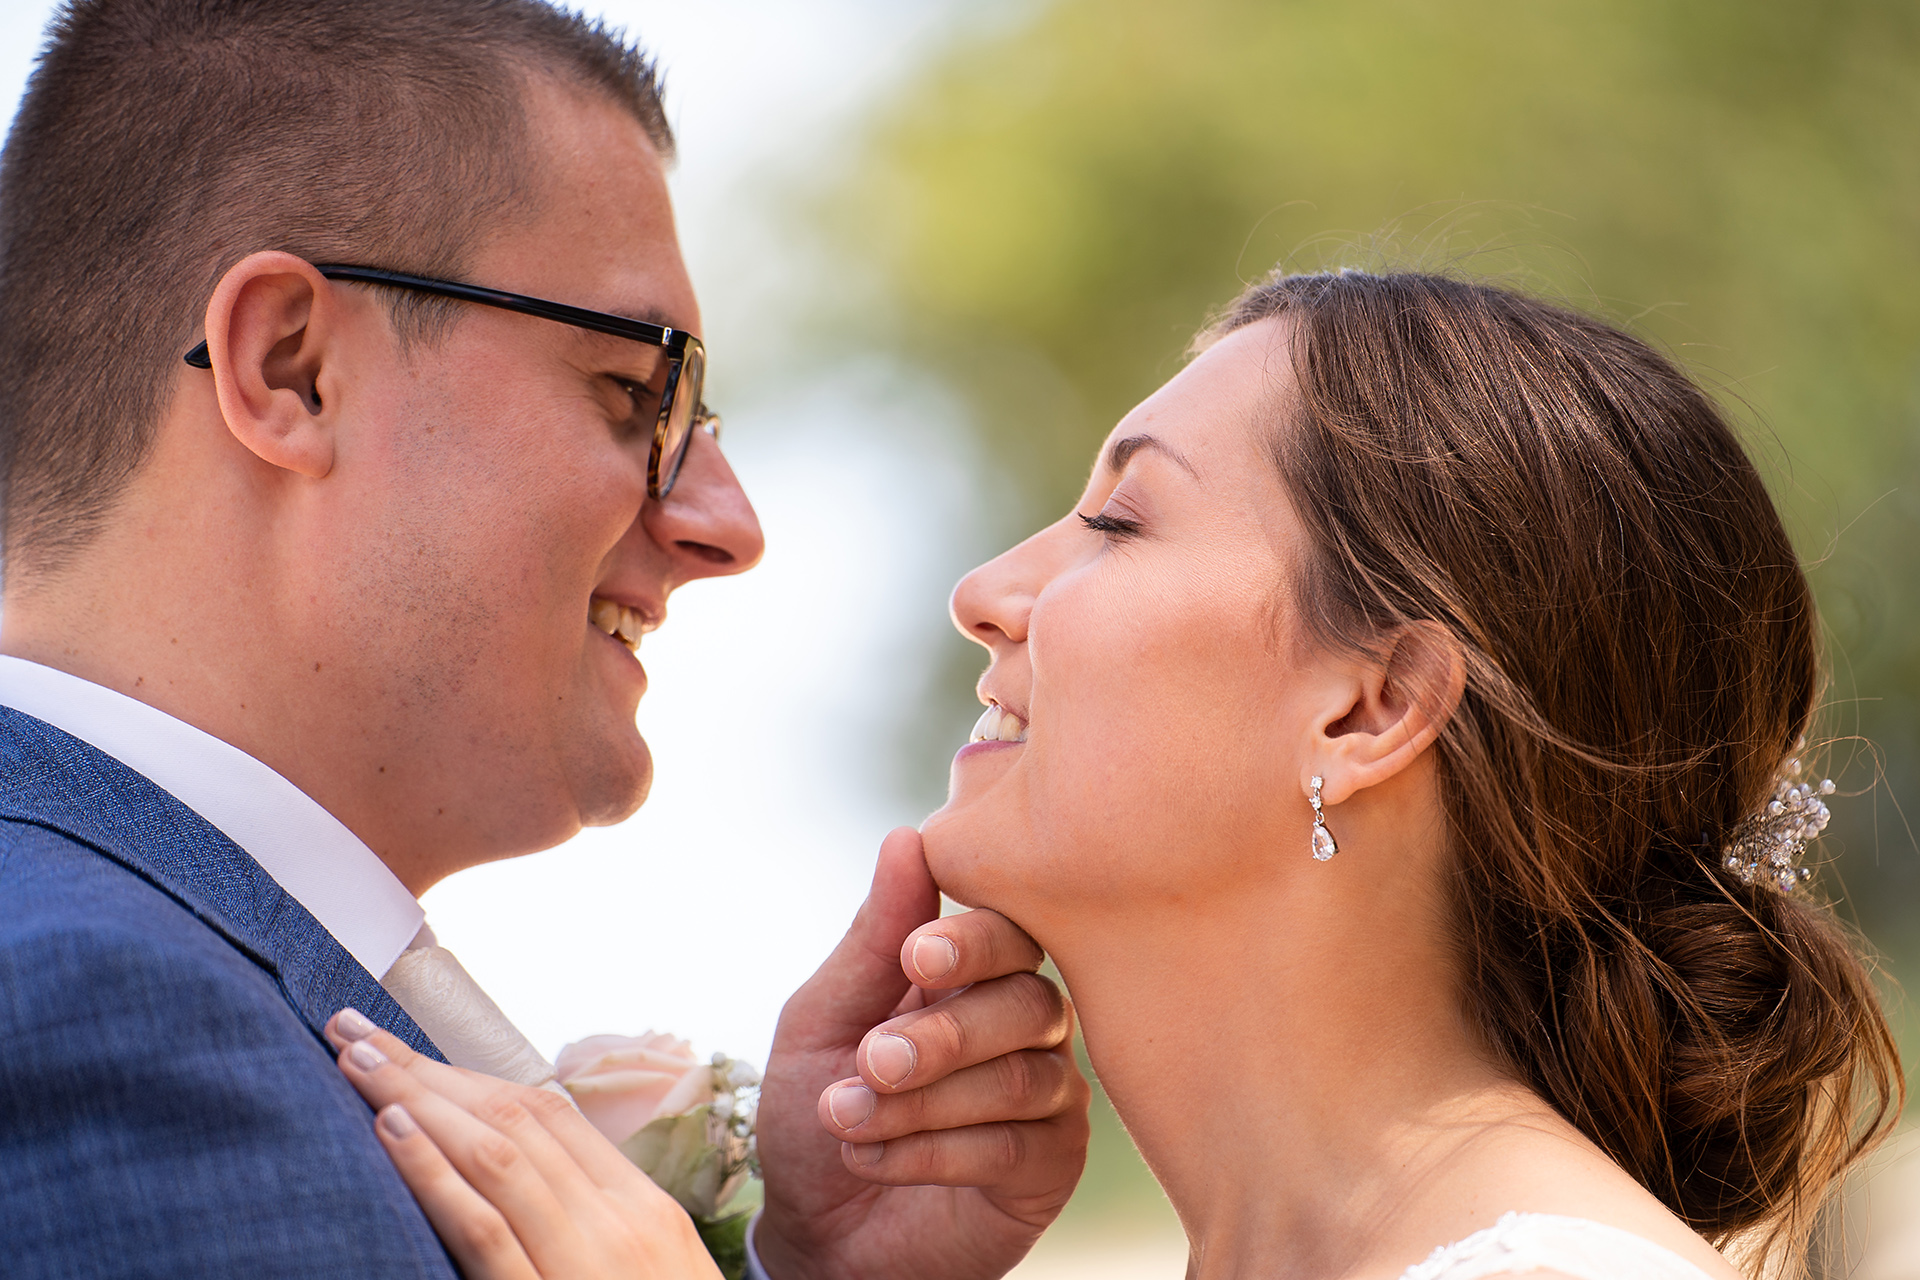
[1,510,458,893]
[2,513,276,758]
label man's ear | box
[1308,621,1466,806]
[202,251,339,479]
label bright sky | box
[0,0,994,1070]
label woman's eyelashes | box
[1079,509,1144,539]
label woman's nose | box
[641,430,765,575]
[950,539,1037,651]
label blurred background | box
[4,0,1916,1274]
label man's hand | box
[753,827,1091,1280]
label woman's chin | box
[918,804,1009,914]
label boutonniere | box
[556,1032,762,1279]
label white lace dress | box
[1399,1212,1720,1280]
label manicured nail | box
[865,1033,916,1088]
[335,1007,377,1041]
[379,1105,418,1139]
[849,1141,886,1168]
[910,934,958,983]
[828,1083,877,1130]
[348,1040,388,1071]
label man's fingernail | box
[864,1033,917,1088]
[910,934,958,983]
[849,1141,886,1168]
[336,1008,377,1041]
[379,1105,418,1139]
[828,1083,877,1130]
[348,1040,388,1071]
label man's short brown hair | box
[0,0,672,579]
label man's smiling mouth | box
[969,702,1029,744]
[589,597,647,652]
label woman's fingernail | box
[849,1141,886,1168]
[865,1033,917,1088]
[336,1007,377,1041]
[828,1083,877,1130]
[348,1040,388,1071]
[910,934,958,983]
[379,1105,418,1139]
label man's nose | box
[641,430,765,575]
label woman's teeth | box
[589,597,645,651]
[970,703,1029,744]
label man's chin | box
[573,734,653,828]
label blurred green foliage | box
[829,0,1920,1239]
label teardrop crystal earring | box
[1309,775,1338,861]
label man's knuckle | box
[917,1005,970,1063]
[961,911,1008,954]
[990,1121,1027,1171]
[899,1079,941,1131]
[1048,1058,1088,1114]
[996,1049,1040,1104]
[892,1135,938,1179]
[967,906,1020,942]
[1008,971,1066,1030]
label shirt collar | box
[0,655,423,978]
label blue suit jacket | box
[0,706,460,1277]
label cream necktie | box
[379,924,561,1091]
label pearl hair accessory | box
[1721,745,1835,892]
[1309,775,1337,861]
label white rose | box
[554,1031,715,1146]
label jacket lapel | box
[0,705,445,1062]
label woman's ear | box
[201,251,338,479]
[1309,621,1466,805]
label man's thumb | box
[780,826,939,1046]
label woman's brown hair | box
[1204,270,1901,1262]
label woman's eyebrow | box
[1106,433,1197,478]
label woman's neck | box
[1040,868,1552,1279]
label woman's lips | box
[956,703,1027,762]
[955,737,1020,762]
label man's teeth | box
[969,703,1029,744]
[589,597,645,651]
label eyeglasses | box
[183,264,717,499]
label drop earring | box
[1309,775,1337,861]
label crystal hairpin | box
[1721,746,1835,892]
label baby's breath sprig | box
[1721,744,1835,893]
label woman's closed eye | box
[1079,509,1144,539]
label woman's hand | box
[325,1009,722,1280]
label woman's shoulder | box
[1398,1212,1723,1280]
